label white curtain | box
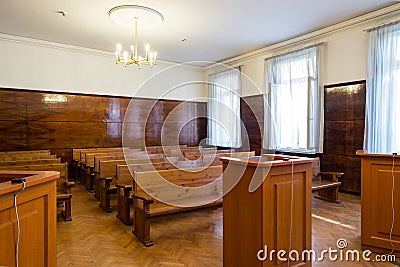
[364,22,400,154]
[208,67,242,148]
[264,45,324,153]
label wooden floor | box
[57,184,397,266]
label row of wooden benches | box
[0,148,343,246]
[0,149,73,221]
[72,146,255,246]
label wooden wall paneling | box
[27,93,105,122]
[0,121,28,150]
[27,121,108,149]
[240,95,264,154]
[324,121,347,155]
[0,88,207,173]
[322,81,366,194]
[102,97,130,123]
[104,122,123,147]
[0,90,27,121]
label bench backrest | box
[134,165,223,207]
[85,151,125,168]
[145,145,188,155]
[0,150,50,156]
[94,154,125,173]
[0,154,57,161]
[79,148,125,164]
[99,157,167,185]
[116,159,202,185]
[0,158,61,167]
[183,147,219,160]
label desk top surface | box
[0,170,59,195]
[219,154,314,167]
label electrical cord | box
[389,154,395,255]
[14,181,26,267]
[288,160,294,266]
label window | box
[264,45,324,153]
[208,68,242,148]
[364,23,400,153]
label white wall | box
[206,6,400,97]
[0,34,207,101]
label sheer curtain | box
[208,67,242,148]
[264,45,324,153]
[364,22,400,154]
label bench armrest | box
[132,195,154,205]
[116,184,132,197]
[98,177,113,181]
[98,177,113,188]
[66,181,75,187]
[115,184,132,190]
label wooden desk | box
[220,155,313,267]
[0,170,59,267]
[357,151,400,256]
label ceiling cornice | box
[0,32,204,71]
[205,3,400,71]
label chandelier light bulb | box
[145,44,150,52]
[116,43,122,51]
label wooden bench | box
[145,145,188,155]
[0,154,57,161]
[93,154,126,199]
[131,165,223,246]
[77,148,125,184]
[311,157,343,204]
[0,150,50,155]
[115,160,203,225]
[84,151,135,192]
[98,155,168,212]
[0,158,61,167]
[92,151,153,199]
[0,163,73,221]
[93,152,167,199]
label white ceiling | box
[0,0,397,64]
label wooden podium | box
[0,170,59,267]
[357,151,400,256]
[220,155,313,267]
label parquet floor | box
[57,184,398,266]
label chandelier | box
[108,5,163,68]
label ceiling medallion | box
[109,5,164,68]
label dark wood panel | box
[0,121,28,150]
[320,154,346,173]
[27,122,110,149]
[240,95,264,154]
[345,120,365,155]
[123,98,155,123]
[323,81,366,194]
[102,97,131,123]
[27,93,106,122]
[0,90,27,121]
[324,121,347,155]
[0,88,204,174]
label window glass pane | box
[208,68,242,148]
[266,47,318,152]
